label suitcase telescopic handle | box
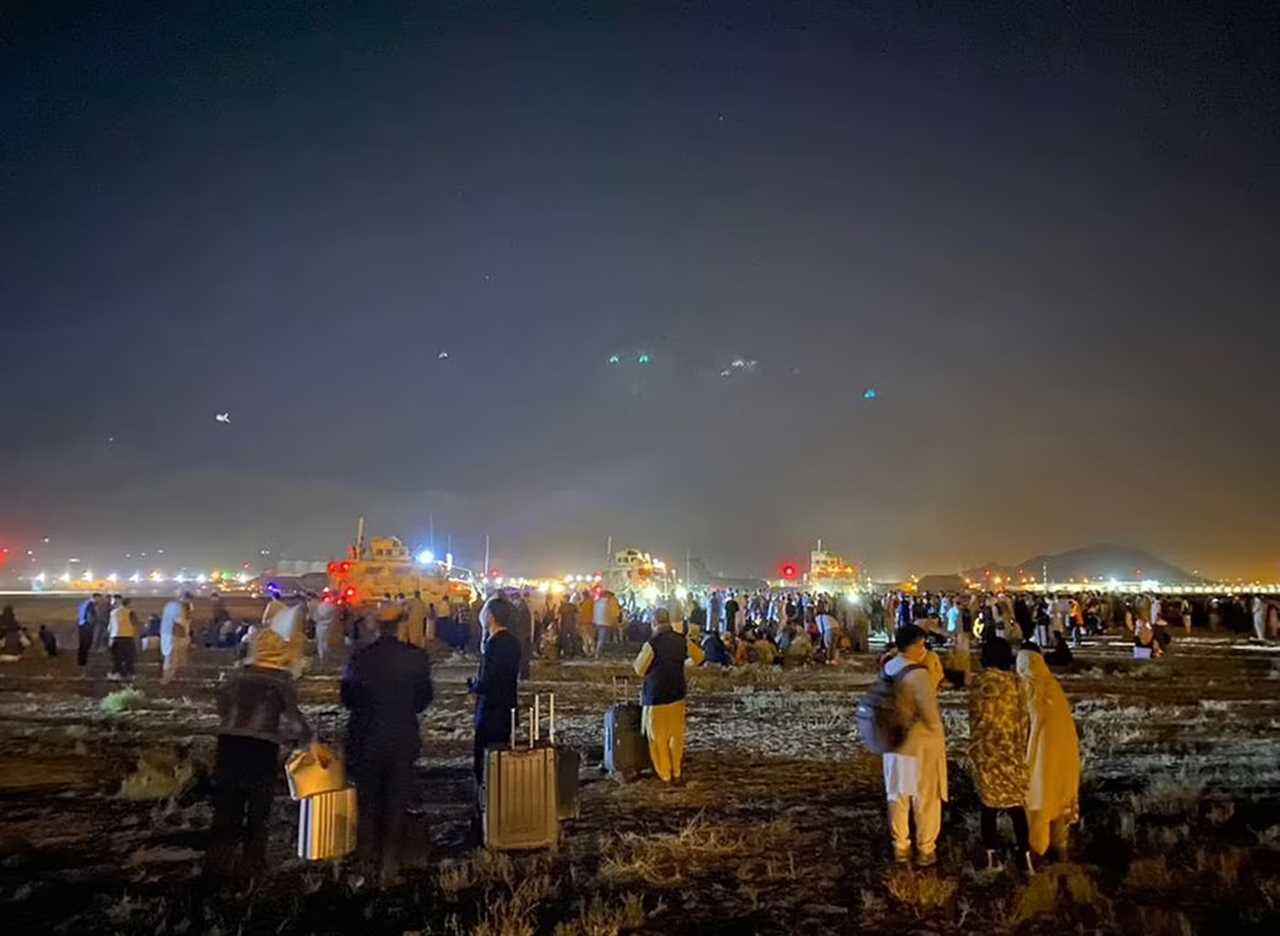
[529,693,556,745]
[510,708,517,751]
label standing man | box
[575,589,596,657]
[77,592,102,668]
[208,591,230,647]
[514,590,534,679]
[593,589,620,660]
[882,623,948,866]
[402,591,427,648]
[633,608,704,785]
[466,597,520,805]
[161,591,194,683]
[341,604,433,886]
[816,602,841,664]
[557,596,579,658]
[1252,595,1269,642]
[723,592,740,636]
[108,595,138,680]
[93,592,111,649]
[261,589,287,627]
[312,594,339,665]
[708,591,723,636]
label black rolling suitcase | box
[603,677,650,781]
[532,693,581,821]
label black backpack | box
[855,663,926,754]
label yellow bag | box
[285,743,345,800]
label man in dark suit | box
[513,591,533,680]
[467,596,521,790]
[341,604,433,885]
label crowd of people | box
[7,579,1277,898]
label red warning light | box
[339,561,351,575]
[780,563,799,580]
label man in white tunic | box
[160,591,194,683]
[882,623,948,866]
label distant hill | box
[962,544,1200,585]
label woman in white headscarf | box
[1016,650,1080,859]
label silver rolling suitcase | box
[297,785,358,860]
[484,704,559,850]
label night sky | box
[3,1,1278,580]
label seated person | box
[1134,621,1159,658]
[753,635,779,666]
[700,629,731,667]
[1045,632,1074,667]
[785,626,814,664]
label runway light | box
[416,549,435,566]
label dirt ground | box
[2,597,1279,935]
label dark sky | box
[3,1,1278,580]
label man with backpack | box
[862,623,948,866]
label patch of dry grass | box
[1193,846,1247,890]
[597,814,792,887]
[883,867,957,918]
[1130,770,1206,818]
[1014,864,1108,925]
[1144,823,1192,848]
[551,893,647,936]
[470,875,555,936]
[1124,855,1177,891]
[436,851,518,897]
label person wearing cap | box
[341,603,434,885]
[633,608,704,784]
[160,591,194,683]
[203,628,315,891]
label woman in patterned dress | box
[968,637,1032,870]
